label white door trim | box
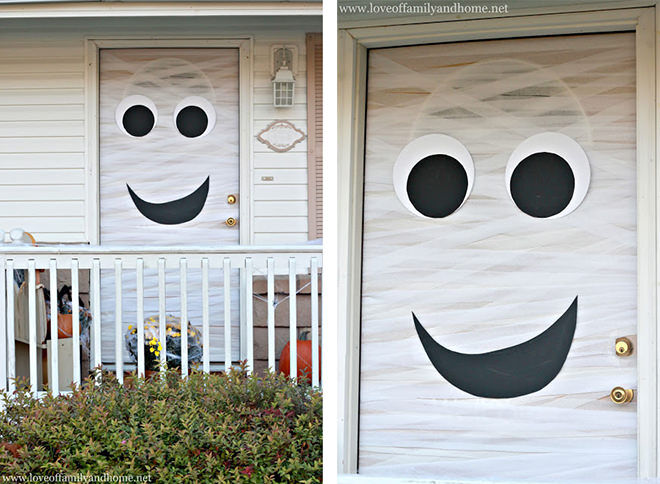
[337,7,658,478]
[84,36,253,246]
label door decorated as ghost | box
[99,49,240,365]
[360,34,637,479]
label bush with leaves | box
[0,366,322,483]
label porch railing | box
[0,245,322,395]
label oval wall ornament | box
[256,120,306,153]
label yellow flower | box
[154,351,160,357]
[128,325,133,330]
[157,343,162,350]
[149,347,154,353]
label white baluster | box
[202,258,210,373]
[311,258,319,387]
[49,259,58,394]
[224,258,231,373]
[180,258,188,378]
[289,258,297,380]
[6,260,14,393]
[158,258,166,372]
[27,260,37,395]
[0,260,7,392]
[267,258,275,372]
[71,259,80,386]
[245,258,254,374]
[114,259,123,385]
[136,259,144,378]
[92,259,101,383]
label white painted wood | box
[635,9,657,478]
[359,31,639,481]
[27,261,37,395]
[49,258,58,394]
[0,260,6,392]
[136,258,144,377]
[0,245,322,267]
[289,257,297,378]
[5,260,15,393]
[311,257,319,387]
[91,259,101,380]
[180,258,188,377]
[254,217,308,233]
[114,259,123,384]
[223,258,231,372]
[337,27,367,475]
[158,258,166,371]
[202,258,210,373]
[70,259,80,385]
[245,257,254,373]
[267,257,275,370]
[253,201,308,217]
[239,38,254,245]
[0,2,322,19]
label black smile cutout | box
[413,297,577,398]
[127,176,210,225]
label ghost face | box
[100,49,239,245]
[114,58,219,224]
[371,55,636,399]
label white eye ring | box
[505,132,590,219]
[393,134,475,218]
[173,96,216,138]
[115,95,158,138]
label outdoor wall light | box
[272,61,295,107]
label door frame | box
[84,36,254,246]
[338,7,659,478]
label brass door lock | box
[610,386,634,404]
[615,337,633,356]
[225,217,238,227]
[227,194,237,205]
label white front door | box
[99,48,240,364]
[359,33,637,480]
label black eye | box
[407,155,468,218]
[509,153,574,218]
[394,134,474,219]
[176,106,208,138]
[122,105,155,137]
[506,133,590,219]
[115,95,157,138]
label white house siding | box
[0,16,320,245]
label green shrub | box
[0,366,322,483]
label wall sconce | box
[271,45,297,108]
[272,61,295,108]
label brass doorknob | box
[615,337,633,356]
[610,387,634,404]
[225,217,238,227]
[227,194,237,205]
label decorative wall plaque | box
[256,120,306,153]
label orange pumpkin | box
[278,331,321,383]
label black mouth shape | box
[127,176,210,225]
[413,297,577,398]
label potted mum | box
[125,314,203,375]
